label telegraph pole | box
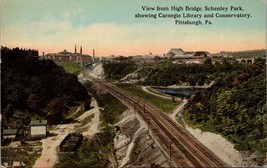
[147,118,151,134]
[169,141,172,160]
[133,104,136,114]
[143,104,146,113]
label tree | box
[27,94,41,112]
[188,76,196,86]
[46,98,69,125]
[84,98,92,111]
[203,58,212,65]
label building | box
[41,45,93,66]
[193,51,209,58]
[30,120,47,138]
[2,129,17,139]
[166,48,210,64]
[166,48,186,58]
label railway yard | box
[90,77,227,167]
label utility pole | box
[169,141,172,160]
[133,104,136,114]
[143,104,146,113]
[147,118,151,134]
[93,49,95,61]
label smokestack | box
[93,49,95,61]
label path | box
[141,86,174,100]
[66,106,82,119]
[170,99,187,122]
[32,124,76,168]
[141,86,186,122]
[33,98,101,167]
[80,99,100,137]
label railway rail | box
[90,77,227,167]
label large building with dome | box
[41,45,94,66]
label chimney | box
[93,49,95,61]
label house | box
[2,129,17,139]
[166,48,212,64]
[166,48,186,58]
[193,51,209,58]
[30,120,47,137]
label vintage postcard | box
[1,0,266,167]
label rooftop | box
[58,49,72,55]
[30,120,47,126]
[166,48,186,57]
[3,129,17,135]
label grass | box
[56,81,122,168]
[64,102,84,119]
[182,110,197,128]
[175,115,186,129]
[84,81,127,126]
[60,62,84,76]
[146,87,182,101]
[118,85,181,113]
[81,114,95,126]
[182,109,218,133]
[55,128,115,168]
[1,145,42,167]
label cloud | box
[1,19,265,56]
[1,0,265,56]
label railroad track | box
[90,77,227,167]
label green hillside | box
[184,60,266,159]
[1,47,89,127]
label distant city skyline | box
[1,0,266,56]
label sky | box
[1,0,266,56]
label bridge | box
[83,61,101,67]
[235,58,255,64]
[83,60,111,67]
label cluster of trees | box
[138,58,246,86]
[184,60,266,155]
[1,47,90,126]
[222,49,266,58]
[103,61,138,81]
[1,46,39,59]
